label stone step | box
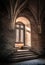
[15,55,38,60]
[12,51,33,55]
[9,51,34,57]
[8,55,38,62]
[7,50,38,62]
[11,52,33,56]
[10,53,35,58]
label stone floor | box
[0,59,45,65]
[15,59,45,65]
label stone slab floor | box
[0,59,45,65]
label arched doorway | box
[15,16,31,50]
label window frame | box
[15,22,25,45]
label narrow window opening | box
[15,22,25,48]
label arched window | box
[16,17,31,47]
[15,22,25,48]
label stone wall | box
[0,0,45,58]
[0,16,16,58]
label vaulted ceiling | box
[0,0,45,25]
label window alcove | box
[15,17,31,50]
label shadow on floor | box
[0,59,45,65]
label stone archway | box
[15,16,31,48]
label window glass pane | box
[16,29,19,42]
[16,25,19,28]
[20,30,24,42]
[21,25,23,28]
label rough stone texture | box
[0,16,16,58]
[0,0,45,58]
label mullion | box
[19,25,21,42]
[23,26,25,44]
[15,27,24,30]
